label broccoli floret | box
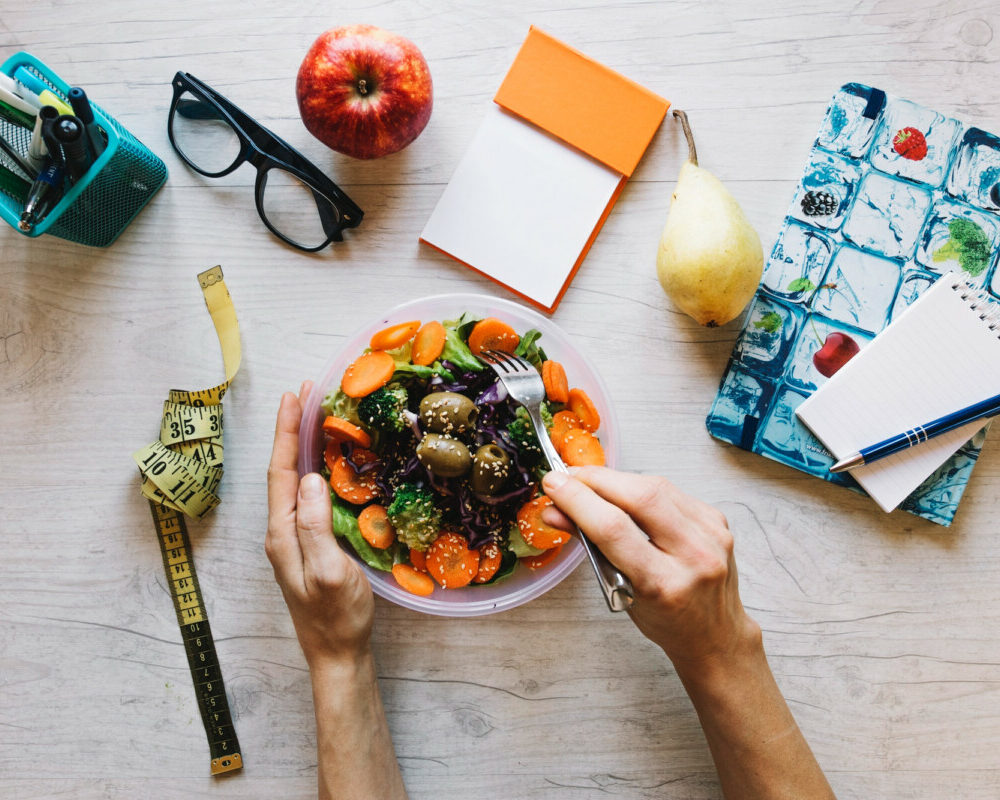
[387,482,442,551]
[357,386,408,432]
[933,218,993,277]
[505,405,553,463]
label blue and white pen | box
[830,391,1000,472]
[18,159,64,231]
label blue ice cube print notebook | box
[706,83,1000,526]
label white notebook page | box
[796,272,1000,512]
[420,105,623,310]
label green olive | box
[416,434,472,478]
[471,443,512,495]
[419,392,479,435]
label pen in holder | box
[0,51,167,247]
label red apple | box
[813,332,860,378]
[296,24,433,160]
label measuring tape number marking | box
[132,265,244,775]
[149,501,243,774]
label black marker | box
[68,87,105,158]
[53,114,91,182]
[40,110,65,170]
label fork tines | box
[479,349,528,372]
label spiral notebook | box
[796,273,1000,512]
[706,82,1000,526]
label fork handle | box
[527,407,636,613]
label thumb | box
[296,473,343,583]
[541,471,655,580]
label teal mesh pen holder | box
[0,52,167,247]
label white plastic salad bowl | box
[298,293,619,617]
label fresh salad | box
[319,314,606,597]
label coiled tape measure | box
[132,266,243,775]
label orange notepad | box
[420,27,669,312]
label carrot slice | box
[516,496,572,550]
[329,447,380,504]
[551,410,584,450]
[541,360,569,404]
[467,318,520,356]
[324,440,340,472]
[567,388,600,432]
[410,548,428,572]
[341,351,396,398]
[473,542,503,584]
[392,563,435,596]
[322,415,372,448]
[358,504,395,549]
[426,532,480,589]
[521,543,564,570]
[412,321,447,366]
[370,320,420,351]
[560,429,606,467]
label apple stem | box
[358,78,369,96]
[673,110,698,166]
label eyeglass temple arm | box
[315,192,345,241]
[242,111,361,218]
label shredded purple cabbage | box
[456,483,517,548]
[372,434,428,499]
[475,381,507,406]
[435,367,495,396]
[402,409,422,440]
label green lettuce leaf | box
[330,493,394,572]
[441,327,484,372]
[514,328,547,369]
[444,313,482,342]
[507,523,545,558]
[322,388,361,425]
[480,549,518,585]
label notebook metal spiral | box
[950,279,1000,333]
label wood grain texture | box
[2,1,1000,797]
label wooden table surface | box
[3,1,1000,798]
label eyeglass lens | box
[259,167,340,250]
[171,90,242,174]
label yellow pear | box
[656,111,763,327]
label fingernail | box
[300,473,326,499]
[543,471,567,491]
[540,506,562,526]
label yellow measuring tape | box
[132,265,244,774]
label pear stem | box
[673,109,698,166]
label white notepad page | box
[796,272,1000,512]
[420,105,623,310]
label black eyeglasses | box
[167,71,363,251]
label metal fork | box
[479,350,636,612]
